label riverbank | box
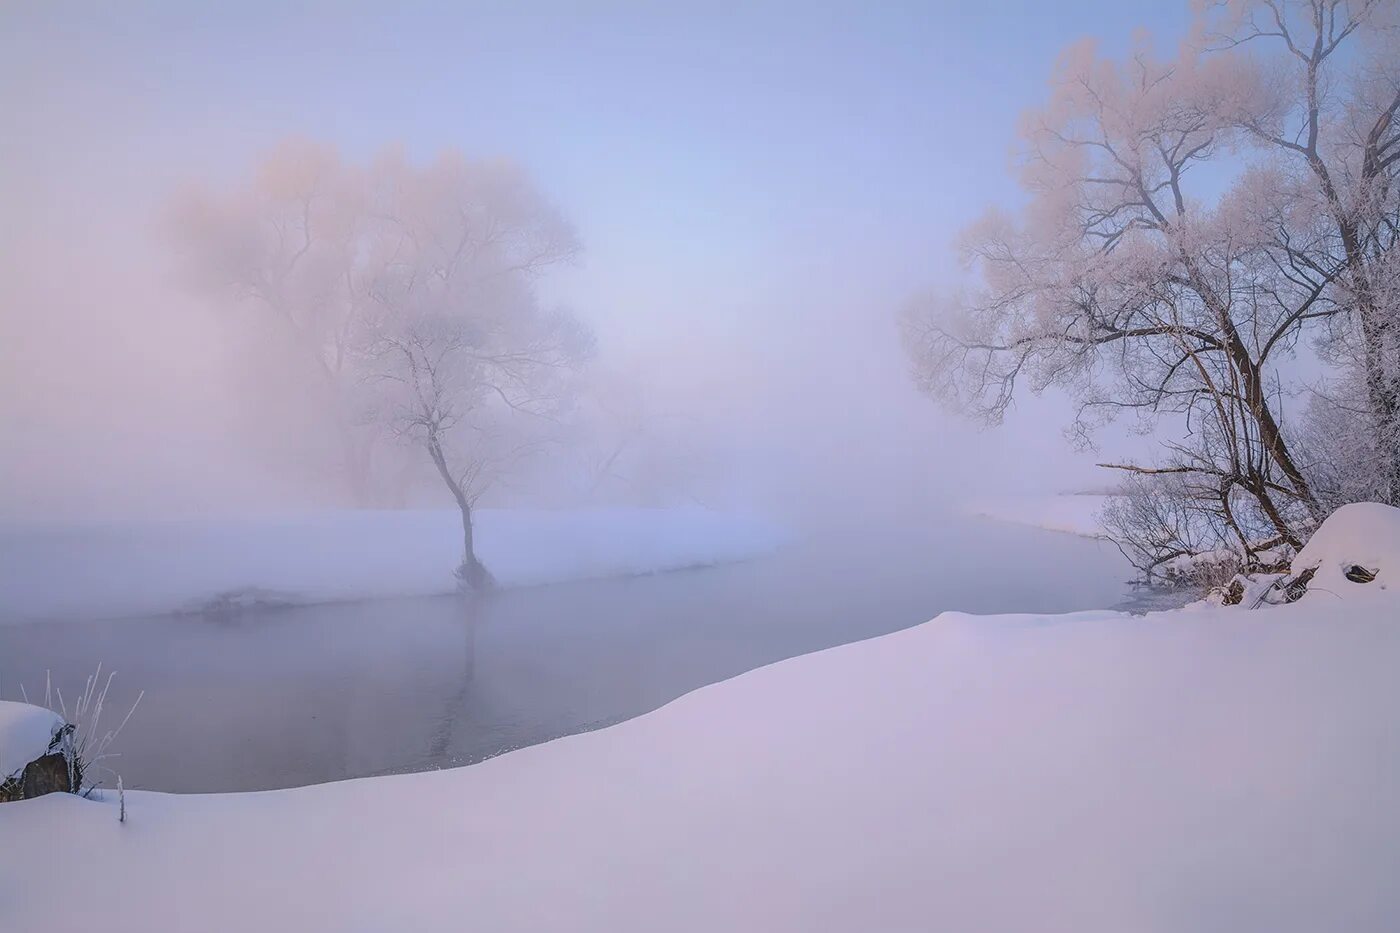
[966,493,1108,538]
[2,506,1395,931]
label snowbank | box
[2,506,1393,930]
[2,598,1397,928]
[1292,501,1400,595]
[967,493,1108,538]
[0,701,62,781]
[0,508,783,624]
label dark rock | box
[1344,565,1378,584]
[20,752,76,798]
[0,722,80,802]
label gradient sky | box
[2,1,1190,516]
[4,1,1190,315]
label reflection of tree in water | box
[425,601,478,764]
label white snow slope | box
[1,505,1396,932]
[0,508,782,623]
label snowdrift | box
[0,506,1395,931]
[1291,501,1400,595]
[0,508,783,624]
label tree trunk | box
[1295,71,1400,505]
[455,500,494,591]
[1184,257,1322,525]
[1351,286,1400,506]
[425,435,494,592]
[1333,214,1399,505]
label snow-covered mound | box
[1,597,1396,931]
[0,701,62,781]
[0,508,784,624]
[1292,502,1400,597]
[967,494,1108,538]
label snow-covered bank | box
[0,509,783,624]
[1291,501,1400,591]
[968,493,1108,538]
[2,507,1396,932]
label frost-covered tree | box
[903,36,1325,549]
[1201,0,1400,504]
[903,0,1399,579]
[356,151,590,588]
[1204,0,1400,501]
[172,144,590,583]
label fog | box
[4,9,1397,931]
[0,2,1182,525]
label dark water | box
[0,515,1132,793]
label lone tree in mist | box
[903,0,1399,583]
[172,144,590,587]
[356,151,591,588]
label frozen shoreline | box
[967,493,1109,538]
[0,508,784,624]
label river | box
[0,514,1133,792]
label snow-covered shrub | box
[1204,503,1400,609]
[1100,475,1295,590]
[1286,502,1399,596]
[1161,549,1244,590]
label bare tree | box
[356,151,591,588]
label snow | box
[1292,501,1400,594]
[1162,547,1239,576]
[1,505,1394,931]
[0,508,783,624]
[0,700,62,781]
[968,493,1108,538]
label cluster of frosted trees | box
[904,0,1400,583]
[171,144,681,586]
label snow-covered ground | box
[0,508,783,624]
[1,505,1396,931]
[968,493,1109,538]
